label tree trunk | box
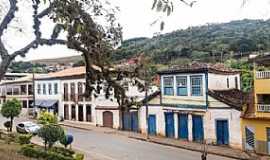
[0,56,13,82]
[10,116,13,132]
[44,140,47,150]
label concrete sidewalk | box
[60,120,252,160]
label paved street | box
[66,127,234,160]
[0,116,234,160]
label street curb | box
[129,136,249,160]
[59,123,93,131]
[60,123,250,160]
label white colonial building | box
[138,63,245,149]
[34,67,149,129]
[0,74,35,116]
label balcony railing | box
[256,71,270,79]
[257,104,270,112]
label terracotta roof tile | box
[209,89,248,111]
[158,62,240,75]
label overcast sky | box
[3,0,270,61]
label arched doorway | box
[103,111,113,128]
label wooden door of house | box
[165,112,175,138]
[216,120,229,145]
[148,115,156,135]
[103,111,113,128]
[64,105,69,120]
[178,114,188,140]
[86,105,91,122]
[192,115,204,142]
[78,105,84,121]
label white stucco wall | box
[96,109,120,129]
[208,73,241,90]
[204,108,242,149]
[139,96,242,149]
[35,79,63,116]
[139,106,166,136]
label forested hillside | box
[112,19,270,64]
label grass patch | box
[0,140,34,160]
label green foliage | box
[50,147,75,157]
[20,145,75,160]
[1,99,22,132]
[113,19,270,64]
[74,153,84,160]
[225,59,253,92]
[38,111,58,125]
[17,134,32,145]
[60,134,69,148]
[37,124,65,149]
[8,61,47,73]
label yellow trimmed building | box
[241,54,270,155]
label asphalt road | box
[0,116,234,160]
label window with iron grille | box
[245,127,255,148]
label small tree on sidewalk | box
[1,98,22,132]
[38,124,65,150]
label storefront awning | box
[32,100,58,108]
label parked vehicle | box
[16,121,40,135]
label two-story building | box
[34,66,148,129]
[139,63,245,149]
[242,54,270,155]
[0,74,34,116]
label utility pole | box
[32,68,36,118]
[144,68,149,140]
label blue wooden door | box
[148,115,156,135]
[192,115,204,142]
[123,112,131,131]
[178,114,188,140]
[165,112,175,138]
[216,120,229,145]
[131,112,138,132]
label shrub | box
[17,134,32,145]
[20,145,75,160]
[38,124,65,149]
[38,111,58,125]
[74,153,84,160]
[3,121,11,132]
[50,147,75,157]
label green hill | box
[112,19,270,65]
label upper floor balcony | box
[257,104,270,112]
[254,94,270,118]
[254,71,270,94]
[256,71,270,79]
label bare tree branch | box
[36,5,52,19]
[10,38,66,59]
[0,0,17,36]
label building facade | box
[241,55,270,155]
[139,63,244,149]
[34,67,147,129]
[0,75,34,116]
